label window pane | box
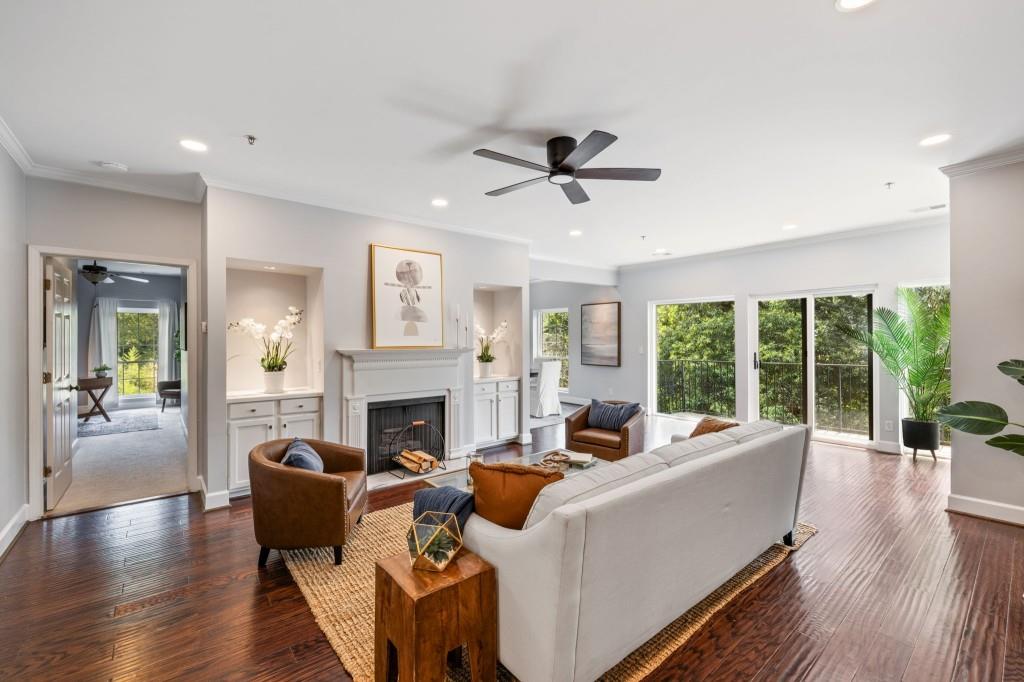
[814,295,871,437]
[655,302,736,418]
[539,310,569,389]
[117,310,160,395]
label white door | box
[474,394,498,444]
[497,391,519,440]
[44,260,75,510]
[279,413,320,440]
[229,417,276,490]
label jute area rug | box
[283,503,815,681]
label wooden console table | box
[375,549,496,682]
[77,376,113,422]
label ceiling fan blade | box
[115,274,150,283]
[559,130,617,171]
[574,168,661,181]
[561,180,590,205]
[474,149,550,173]
[485,176,548,197]
[102,277,115,284]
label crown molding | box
[200,174,533,247]
[0,115,32,172]
[29,164,203,203]
[618,215,949,272]
[941,145,1024,178]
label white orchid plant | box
[229,306,304,373]
[475,320,509,363]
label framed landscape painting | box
[370,244,444,349]
[581,302,621,367]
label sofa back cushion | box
[649,432,736,467]
[524,453,667,528]
[587,399,640,431]
[725,420,784,443]
[470,462,564,530]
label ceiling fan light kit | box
[474,130,661,205]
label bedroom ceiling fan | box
[79,260,150,286]
[473,130,661,205]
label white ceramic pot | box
[264,370,286,394]
[478,361,493,378]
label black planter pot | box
[902,418,940,461]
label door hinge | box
[44,278,52,291]
[42,371,53,384]
[43,465,52,477]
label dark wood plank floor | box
[2,419,1022,681]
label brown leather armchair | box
[249,439,368,567]
[565,401,646,461]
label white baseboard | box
[560,394,589,406]
[0,504,29,560]
[199,476,231,511]
[516,432,533,445]
[948,494,1024,527]
[449,444,475,459]
[870,440,902,455]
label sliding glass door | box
[654,301,735,418]
[757,298,807,424]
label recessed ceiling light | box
[263,265,277,271]
[782,224,798,231]
[569,230,583,237]
[835,0,878,12]
[919,133,952,147]
[431,197,448,208]
[179,139,208,152]
[97,161,128,172]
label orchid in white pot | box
[475,320,509,378]
[229,306,304,393]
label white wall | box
[203,187,531,496]
[0,145,27,556]
[947,157,1024,525]
[225,269,309,393]
[530,281,621,401]
[532,222,949,448]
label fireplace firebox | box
[366,395,446,476]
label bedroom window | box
[117,308,159,397]
[535,308,569,389]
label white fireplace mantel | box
[336,347,473,461]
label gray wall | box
[529,281,621,401]
[948,158,1024,524]
[0,145,27,549]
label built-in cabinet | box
[227,391,323,492]
[473,377,519,447]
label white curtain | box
[87,297,120,408]
[157,299,179,382]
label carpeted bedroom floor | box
[51,406,188,516]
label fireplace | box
[366,395,446,475]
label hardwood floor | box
[2,419,1022,680]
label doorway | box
[34,252,196,516]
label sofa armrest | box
[565,404,590,439]
[622,406,646,456]
[309,439,366,473]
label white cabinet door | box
[229,417,276,490]
[497,391,519,440]
[474,394,498,445]
[279,413,320,440]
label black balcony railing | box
[814,363,870,436]
[656,359,736,417]
[759,361,804,425]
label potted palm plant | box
[843,289,950,459]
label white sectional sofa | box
[462,421,809,682]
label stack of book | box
[397,449,438,474]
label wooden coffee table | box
[375,549,496,681]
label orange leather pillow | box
[469,462,564,530]
[690,416,739,438]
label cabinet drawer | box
[280,397,320,414]
[498,380,519,393]
[474,382,496,395]
[228,401,275,419]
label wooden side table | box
[375,549,497,682]
[77,376,113,422]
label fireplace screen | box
[366,396,446,476]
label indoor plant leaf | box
[997,359,1024,386]
[936,401,1009,435]
[985,434,1024,456]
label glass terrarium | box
[407,511,463,572]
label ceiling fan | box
[474,130,661,205]
[80,260,150,286]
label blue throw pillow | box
[281,438,324,473]
[587,399,640,431]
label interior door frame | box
[27,244,201,521]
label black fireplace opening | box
[366,395,446,475]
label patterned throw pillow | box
[281,438,324,473]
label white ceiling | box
[3,1,1022,267]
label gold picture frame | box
[370,244,445,349]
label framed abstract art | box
[370,244,444,349]
[581,301,621,367]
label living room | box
[1,2,1023,680]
